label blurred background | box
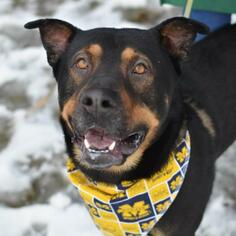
[0,0,235,235]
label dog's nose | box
[80,88,117,114]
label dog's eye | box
[133,63,147,75]
[76,58,89,70]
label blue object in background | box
[190,9,231,40]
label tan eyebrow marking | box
[61,95,76,132]
[121,47,137,62]
[85,44,103,58]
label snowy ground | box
[0,0,235,235]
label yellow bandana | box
[67,131,190,236]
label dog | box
[24,17,236,236]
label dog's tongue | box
[84,129,115,149]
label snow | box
[0,203,101,236]
[0,0,235,236]
[197,196,236,236]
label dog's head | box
[25,17,208,181]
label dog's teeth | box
[108,141,116,151]
[84,139,90,149]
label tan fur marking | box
[61,96,76,131]
[149,227,167,236]
[121,47,137,62]
[188,100,216,138]
[120,85,134,112]
[85,44,103,58]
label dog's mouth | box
[74,128,145,169]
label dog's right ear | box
[155,17,209,59]
[24,19,78,66]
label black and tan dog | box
[25,17,236,236]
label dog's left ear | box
[24,18,78,66]
[154,17,209,59]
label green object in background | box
[160,0,236,14]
